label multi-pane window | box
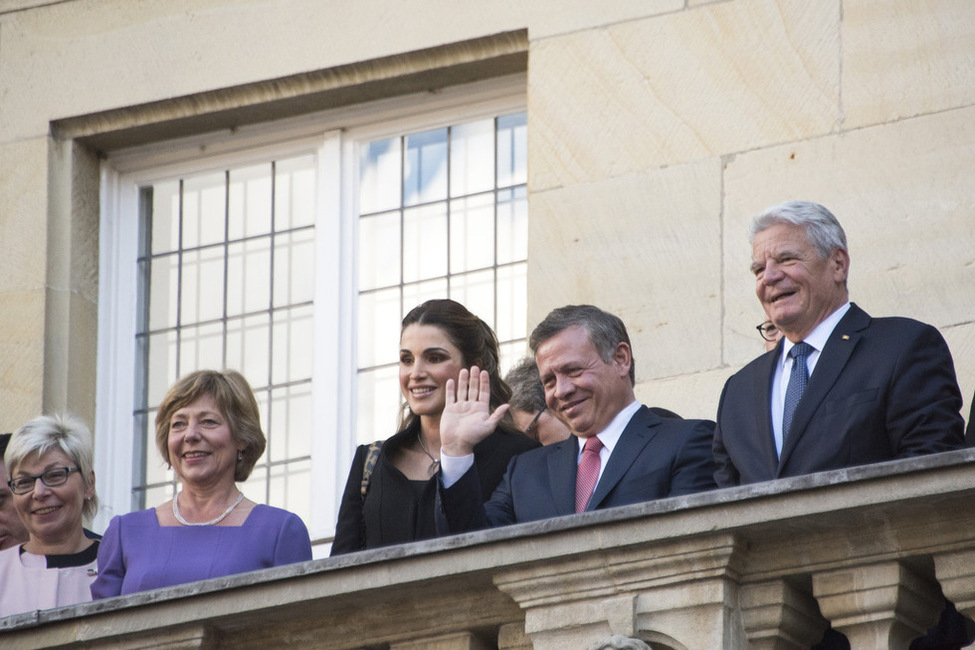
[97,81,527,548]
[133,156,317,520]
[356,114,528,444]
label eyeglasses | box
[756,320,780,342]
[8,467,81,495]
[525,407,546,435]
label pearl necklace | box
[173,490,244,526]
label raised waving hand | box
[440,366,509,458]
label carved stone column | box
[934,549,975,621]
[739,577,828,649]
[812,560,942,649]
[494,533,748,650]
[498,622,533,650]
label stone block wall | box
[524,0,975,421]
[0,0,972,430]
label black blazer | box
[713,303,965,487]
[437,405,717,533]
[331,421,538,554]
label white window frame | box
[94,74,527,550]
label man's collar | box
[577,400,640,455]
[781,302,851,363]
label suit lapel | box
[548,437,579,515]
[586,406,658,511]
[777,304,869,473]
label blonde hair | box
[155,370,266,482]
[6,413,98,519]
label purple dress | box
[90,504,312,599]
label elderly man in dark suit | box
[714,201,970,650]
[436,304,716,533]
[713,200,964,486]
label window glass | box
[450,119,496,197]
[133,154,317,520]
[355,114,529,446]
[403,128,448,206]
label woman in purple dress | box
[91,370,311,599]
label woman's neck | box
[24,528,91,556]
[178,482,241,513]
[418,416,442,450]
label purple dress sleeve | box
[90,515,125,599]
[274,510,313,564]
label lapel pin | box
[841,335,850,340]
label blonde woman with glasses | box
[0,414,99,617]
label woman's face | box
[11,448,92,546]
[167,394,242,488]
[399,324,466,419]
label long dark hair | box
[398,299,512,431]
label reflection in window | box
[356,113,528,445]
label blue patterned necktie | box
[782,342,813,441]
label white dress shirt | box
[771,302,850,456]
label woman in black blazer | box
[331,299,538,554]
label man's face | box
[511,408,572,446]
[751,222,849,342]
[535,326,634,438]
[0,461,29,550]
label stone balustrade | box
[3,448,975,649]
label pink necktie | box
[575,436,604,513]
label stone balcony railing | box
[4,449,975,649]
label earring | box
[237,450,244,462]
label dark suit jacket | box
[966,398,975,447]
[713,303,965,487]
[437,405,717,533]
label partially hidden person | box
[0,415,100,616]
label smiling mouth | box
[560,399,585,415]
[410,387,436,397]
[33,506,61,516]
[183,451,211,459]
[769,291,796,303]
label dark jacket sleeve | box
[436,464,493,534]
[473,430,540,499]
[886,323,965,456]
[436,430,537,535]
[967,398,975,447]
[330,444,370,556]
[669,418,719,496]
[712,380,741,488]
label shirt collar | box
[781,301,851,366]
[576,399,641,456]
